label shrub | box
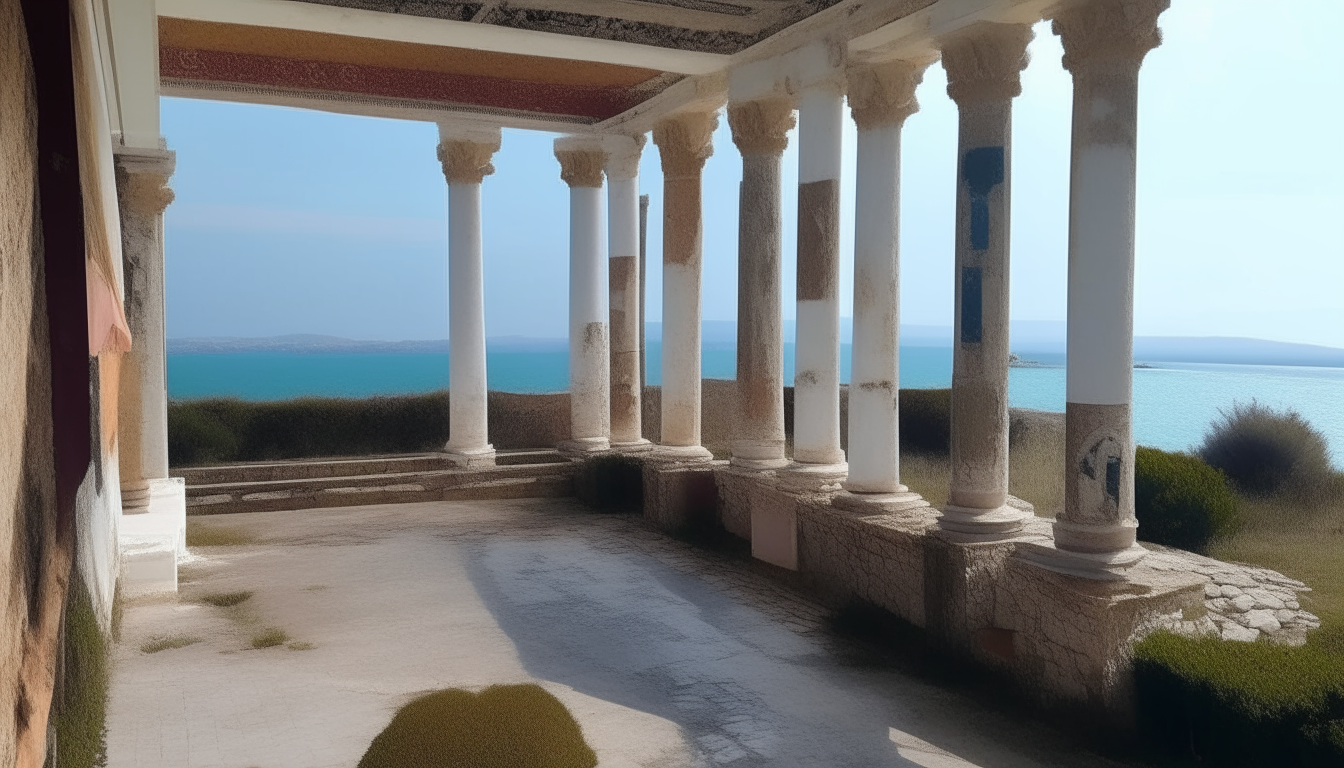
[358,684,596,768]
[899,388,951,455]
[1135,447,1239,553]
[1134,631,1344,767]
[1199,400,1336,500]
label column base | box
[729,456,790,471]
[1016,539,1149,581]
[777,461,848,493]
[121,480,152,513]
[832,487,932,516]
[119,477,187,597]
[938,500,1033,540]
[444,445,496,468]
[652,444,714,463]
[610,438,654,453]
[558,437,611,456]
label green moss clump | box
[140,635,202,654]
[251,628,289,649]
[53,577,109,767]
[358,684,597,768]
[1134,632,1344,767]
[185,522,255,547]
[1135,446,1240,553]
[199,590,253,607]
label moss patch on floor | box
[140,636,202,654]
[250,627,289,649]
[199,590,253,607]
[186,522,256,547]
[53,577,110,767]
[358,684,597,768]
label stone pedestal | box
[439,127,501,466]
[118,478,187,596]
[641,458,722,532]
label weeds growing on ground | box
[287,641,316,651]
[199,590,253,607]
[54,577,110,768]
[186,522,256,547]
[140,636,202,654]
[251,628,290,649]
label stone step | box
[185,460,573,498]
[187,473,575,516]
[175,449,567,485]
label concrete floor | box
[107,498,1134,768]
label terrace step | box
[176,449,566,485]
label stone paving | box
[108,498,1140,768]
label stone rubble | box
[1143,544,1319,645]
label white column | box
[605,135,649,449]
[437,126,500,467]
[938,23,1034,537]
[115,146,175,510]
[556,137,611,452]
[727,97,795,469]
[652,111,718,461]
[1024,0,1169,579]
[843,60,928,496]
[787,78,847,486]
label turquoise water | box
[168,345,1344,463]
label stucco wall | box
[0,0,60,760]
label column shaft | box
[606,137,646,447]
[570,184,611,444]
[653,113,717,459]
[939,23,1033,535]
[728,98,794,468]
[437,130,500,465]
[115,147,175,510]
[792,86,846,468]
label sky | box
[161,0,1344,348]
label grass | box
[186,521,256,547]
[199,590,254,607]
[287,641,316,651]
[54,576,110,768]
[251,627,290,649]
[358,684,597,768]
[140,635,202,654]
[897,419,1065,517]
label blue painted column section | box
[939,22,1033,537]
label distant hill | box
[170,327,1344,368]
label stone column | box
[115,146,175,511]
[605,135,649,449]
[652,112,718,461]
[556,137,612,453]
[842,60,929,498]
[727,97,795,470]
[786,77,847,487]
[1025,0,1168,578]
[438,127,501,467]
[937,23,1034,537]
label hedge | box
[1134,631,1344,767]
[1134,446,1240,554]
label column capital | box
[847,58,931,131]
[554,136,608,188]
[940,22,1034,105]
[727,97,795,156]
[603,134,646,182]
[1051,0,1170,73]
[653,111,718,179]
[114,147,176,215]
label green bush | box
[1134,632,1344,767]
[358,684,596,768]
[899,388,951,455]
[1199,400,1336,500]
[1135,447,1239,553]
[168,392,452,466]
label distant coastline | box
[169,327,1344,369]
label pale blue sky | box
[162,0,1344,348]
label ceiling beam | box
[156,0,731,75]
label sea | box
[168,343,1344,465]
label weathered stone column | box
[1024,0,1169,578]
[652,112,717,461]
[115,146,175,511]
[605,135,649,449]
[438,126,500,466]
[937,23,1034,537]
[556,137,612,453]
[727,97,794,470]
[842,60,929,498]
[786,75,847,487]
